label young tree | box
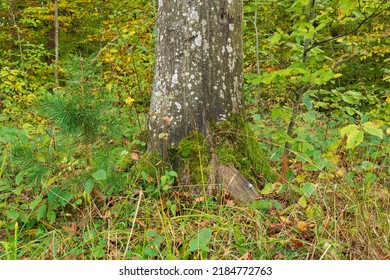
[148,0,273,203]
[54,0,59,87]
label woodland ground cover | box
[0,0,388,259]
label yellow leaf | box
[296,174,306,183]
[106,83,113,92]
[125,97,135,106]
[333,73,343,78]
[47,176,57,185]
[335,167,346,178]
[386,127,390,135]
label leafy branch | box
[303,0,387,58]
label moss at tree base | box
[170,114,276,192]
[213,114,276,185]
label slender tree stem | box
[54,0,59,87]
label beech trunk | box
[148,0,261,203]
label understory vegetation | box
[0,0,389,260]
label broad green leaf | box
[298,196,307,208]
[346,129,364,149]
[268,32,281,44]
[6,210,20,222]
[339,124,358,137]
[260,183,275,195]
[47,186,60,202]
[29,193,43,210]
[58,191,72,207]
[92,169,107,181]
[189,228,212,252]
[168,170,178,177]
[344,107,357,116]
[301,183,316,198]
[146,231,159,238]
[272,200,284,210]
[85,179,94,194]
[342,95,357,104]
[15,172,24,186]
[365,172,377,186]
[352,11,364,19]
[362,122,383,139]
[47,210,56,224]
[302,95,312,109]
[198,228,212,242]
[37,204,47,220]
[250,200,274,211]
[144,247,158,257]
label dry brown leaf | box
[130,152,139,161]
[135,218,147,229]
[335,167,346,178]
[280,216,293,226]
[292,239,304,248]
[195,196,208,203]
[240,251,253,260]
[273,252,285,260]
[297,221,308,233]
[225,199,236,207]
[63,222,78,235]
[103,210,111,220]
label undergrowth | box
[1,102,388,259]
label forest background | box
[0,0,389,260]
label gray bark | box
[148,0,244,152]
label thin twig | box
[123,189,142,260]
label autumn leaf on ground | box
[130,152,139,161]
[63,222,78,235]
[297,221,308,233]
[240,251,253,260]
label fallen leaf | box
[103,210,111,220]
[240,251,253,260]
[297,221,308,233]
[273,252,285,260]
[195,196,208,203]
[335,167,346,178]
[292,239,304,248]
[135,218,147,229]
[225,199,236,207]
[63,222,79,235]
[280,216,293,226]
[130,152,139,161]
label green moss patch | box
[171,115,276,187]
[213,114,276,186]
[174,130,211,185]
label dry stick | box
[123,190,143,260]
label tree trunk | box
[149,0,244,148]
[148,0,270,203]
